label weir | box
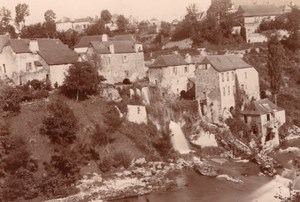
[169,121,191,154]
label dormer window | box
[122,55,128,63]
[173,67,177,75]
[184,66,188,73]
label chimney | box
[185,53,191,63]
[134,43,143,52]
[102,34,108,42]
[29,39,39,53]
[109,43,115,54]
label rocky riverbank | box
[45,156,224,202]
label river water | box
[113,139,300,202]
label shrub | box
[0,85,23,116]
[40,99,78,144]
[113,151,131,169]
[152,128,173,159]
[98,154,112,173]
[30,79,43,90]
[91,124,109,146]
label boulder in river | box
[194,163,218,177]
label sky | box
[0,0,211,24]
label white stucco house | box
[0,37,78,86]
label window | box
[184,66,188,73]
[221,73,224,82]
[227,72,229,81]
[173,67,177,75]
[232,71,235,80]
[204,64,208,70]
[125,70,129,77]
[241,84,244,90]
[267,114,270,121]
[155,80,158,85]
[26,62,32,71]
[137,107,140,114]
[223,87,226,96]
[203,92,207,98]
[107,57,111,65]
[0,66,2,73]
[228,86,230,95]
[245,72,247,79]
[122,55,128,63]
[3,64,6,73]
[244,115,248,124]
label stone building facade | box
[195,55,260,122]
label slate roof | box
[111,34,135,42]
[191,55,205,64]
[74,35,103,48]
[90,40,137,54]
[9,39,31,53]
[73,17,94,23]
[238,4,282,17]
[241,98,284,115]
[149,54,188,68]
[203,55,252,72]
[36,39,78,65]
[0,35,9,52]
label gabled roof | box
[203,55,252,72]
[73,17,94,23]
[191,55,205,64]
[238,4,282,17]
[9,39,31,53]
[149,54,188,68]
[0,35,9,52]
[242,98,284,115]
[111,34,135,42]
[36,39,78,65]
[74,35,103,48]
[90,40,137,54]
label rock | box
[129,89,135,98]
[194,163,218,177]
[101,86,122,102]
[134,158,147,166]
[123,171,132,177]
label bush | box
[0,85,23,116]
[98,154,112,172]
[30,79,43,90]
[152,128,173,159]
[91,124,109,146]
[40,99,78,144]
[112,151,131,169]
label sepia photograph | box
[0,0,299,201]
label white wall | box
[49,64,70,86]
[56,22,73,32]
[236,67,260,100]
[219,70,236,110]
[127,105,147,124]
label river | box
[113,139,300,202]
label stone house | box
[148,54,198,95]
[0,37,78,86]
[237,4,282,43]
[127,105,147,124]
[194,55,260,122]
[241,98,286,147]
[83,34,145,84]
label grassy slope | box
[8,94,148,178]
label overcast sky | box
[0,0,211,24]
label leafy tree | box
[0,7,11,28]
[100,9,112,24]
[0,85,23,116]
[85,19,107,35]
[116,15,128,32]
[43,10,56,37]
[40,99,78,144]
[57,30,80,49]
[15,3,29,32]
[60,62,105,100]
[267,35,285,105]
[20,22,47,38]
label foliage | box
[85,19,108,35]
[43,10,56,37]
[267,35,285,104]
[40,99,78,144]
[225,117,252,144]
[57,30,80,48]
[0,85,23,116]
[15,3,29,32]
[116,15,129,33]
[91,124,109,146]
[0,7,16,37]
[112,151,131,168]
[60,62,105,100]
[152,128,173,159]
[100,9,112,24]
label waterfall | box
[169,121,191,154]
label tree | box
[40,99,78,144]
[43,10,56,37]
[100,9,112,24]
[267,35,285,105]
[0,85,23,116]
[116,15,128,33]
[0,7,11,28]
[85,19,106,35]
[15,3,29,32]
[60,62,105,100]
[20,23,47,38]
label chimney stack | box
[102,34,108,42]
[29,39,39,53]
